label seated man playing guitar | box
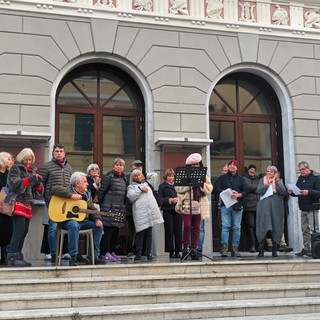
[51,171,106,266]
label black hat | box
[132,160,143,166]
[248,164,256,170]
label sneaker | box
[44,254,52,261]
[76,254,91,265]
[62,253,71,260]
[190,249,199,261]
[51,254,56,264]
[278,245,293,253]
[93,256,107,265]
[295,248,311,257]
[147,253,153,261]
[249,246,256,253]
[69,256,77,266]
[169,253,174,259]
[104,252,117,262]
[127,252,135,259]
[174,253,181,259]
[111,252,121,261]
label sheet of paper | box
[260,184,273,200]
[220,188,238,209]
[286,183,301,196]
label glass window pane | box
[210,121,235,156]
[244,160,272,178]
[102,116,136,155]
[243,122,271,157]
[73,73,97,106]
[67,154,93,173]
[57,82,92,106]
[59,113,94,152]
[209,91,234,114]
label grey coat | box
[127,181,164,233]
[256,177,288,244]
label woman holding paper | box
[256,165,288,257]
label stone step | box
[0,259,318,279]
[0,283,319,311]
[0,269,319,293]
[0,296,319,319]
[211,314,320,320]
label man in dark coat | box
[242,164,259,253]
[288,161,320,257]
[215,159,248,257]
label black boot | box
[19,253,32,267]
[272,241,278,257]
[7,252,30,267]
[0,251,7,266]
[190,248,199,261]
[257,243,264,258]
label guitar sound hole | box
[72,206,80,214]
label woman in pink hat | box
[175,153,212,260]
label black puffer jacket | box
[293,170,320,211]
[40,158,72,206]
[98,170,127,227]
[7,162,35,203]
[242,172,259,212]
[158,181,177,212]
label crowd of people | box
[0,144,319,267]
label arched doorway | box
[209,72,284,251]
[55,63,145,172]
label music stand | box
[175,166,213,262]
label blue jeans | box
[220,206,243,247]
[58,220,103,257]
[197,219,205,252]
[48,220,57,255]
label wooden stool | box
[56,228,95,265]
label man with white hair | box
[51,172,105,266]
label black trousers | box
[100,226,119,255]
[243,211,256,248]
[9,215,30,253]
[135,227,152,255]
[163,210,182,253]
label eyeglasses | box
[91,167,99,170]
[53,143,64,149]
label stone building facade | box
[0,0,320,259]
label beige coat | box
[175,175,213,220]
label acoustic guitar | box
[48,195,126,223]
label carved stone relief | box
[272,4,289,25]
[95,0,115,6]
[239,1,256,23]
[134,0,152,11]
[305,9,320,28]
[206,0,224,19]
[169,0,189,15]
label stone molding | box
[1,0,319,40]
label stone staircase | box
[0,258,320,319]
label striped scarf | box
[14,202,32,219]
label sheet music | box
[220,188,238,209]
[286,183,301,196]
[260,184,273,200]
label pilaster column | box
[256,0,271,24]
[224,0,238,21]
[153,0,169,15]
[290,2,304,27]
[189,0,205,18]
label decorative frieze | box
[7,0,320,32]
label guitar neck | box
[78,208,107,217]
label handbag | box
[32,189,46,206]
[181,200,200,215]
[0,186,16,216]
